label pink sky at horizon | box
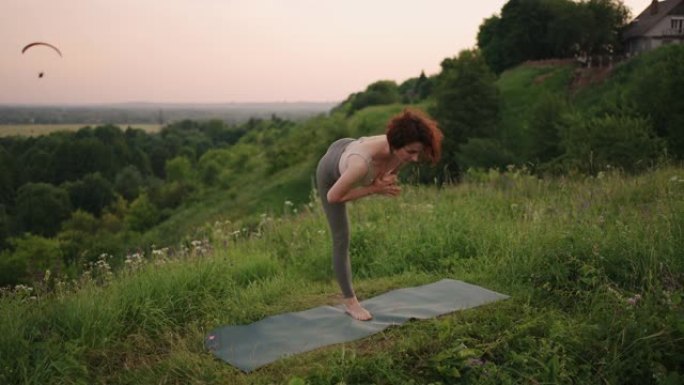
[1,0,653,105]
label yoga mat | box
[205,279,508,372]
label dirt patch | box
[570,66,613,92]
[523,59,575,67]
[533,73,554,84]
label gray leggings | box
[316,138,356,298]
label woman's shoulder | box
[360,134,385,141]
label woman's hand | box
[373,174,401,196]
[328,159,401,203]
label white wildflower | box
[627,294,642,306]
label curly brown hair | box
[386,108,443,165]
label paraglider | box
[21,42,62,57]
[21,42,62,78]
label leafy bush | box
[559,113,663,173]
[125,193,160,232]
[1,234,62,285]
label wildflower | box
[466,358,485,367]
[14,284,33,294]
[125,252,144,270]
[627,294,642,306]
[13,284,36,300]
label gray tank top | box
[340,137,375,186]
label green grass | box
[1,166,683,384]
[496,63,574,151]
[0,124,162,137]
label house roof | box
[623,0,684,39]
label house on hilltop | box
[623,0,684,56]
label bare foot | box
[343,296,372,321]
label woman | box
[316,108,443,320]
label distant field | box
[0,124,163,137]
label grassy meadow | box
[1,166,682,384]
[0,124,162,137]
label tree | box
[125,192,160,232]
[15,134,63,185]
[158,156,198,208]
[0,249,25,286]
[148,142,171,178]
[198,149,232,187]
[527,93,568,164]
[1,234,63,284]
[478,15,507,74]
[114,165,145,201]
[15,183,72,236]
[625,45,684,159]
[576,0,629,58]
[93,125,136,176]
[457,138,517,171]
[0,204,9,249]
[477,0,629,73]
[165,156,194,184]
[19,147,54,184]
[559,113,663,173]
[338,80,402,116]
[0,147,14,206]
[478,0,561,73]
[430,49,501,178]
[398,71,434,103]
[64,173,116,216]
[57,210,100,265]
[53,138,114,182]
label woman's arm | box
[327,156,399,203]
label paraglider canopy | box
[21,42,62,78]
[21,42,62,57]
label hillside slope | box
[1,167,682,384]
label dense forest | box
[1,0,683,288]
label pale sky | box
[0,0,652,105]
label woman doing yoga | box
[316,108,443,320]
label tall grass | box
[1,167,682,384]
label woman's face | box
[395,142,425,163]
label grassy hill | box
[135,60,589,249]
[1,166,682,384]
[496,61,574,147]
[137,104,414,248]
[2,48,684,384]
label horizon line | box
[0,100,341,108]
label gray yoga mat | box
[205,279,508,372]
